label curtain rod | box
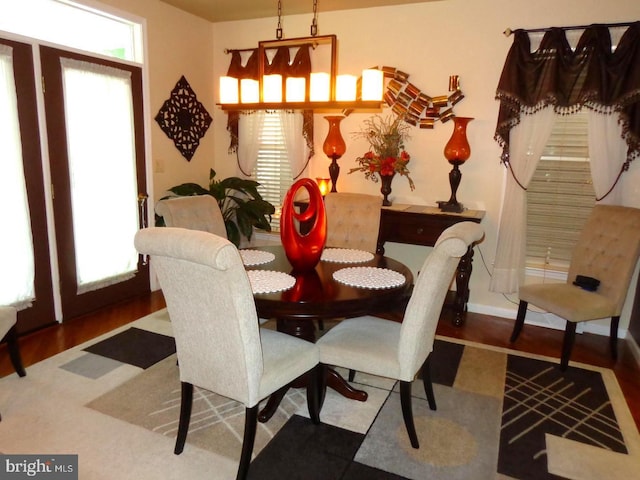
[503,21,636,37]
[224,47,256,54]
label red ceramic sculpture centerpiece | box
[280,178,327,271]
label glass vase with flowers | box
[349,114,414,205]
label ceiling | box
[159,0,435,23]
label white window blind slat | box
[253,112,292,231]
[526,110,595,268]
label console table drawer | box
[380,213,453,246]
[378,206,484,250]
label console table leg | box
[453,247,474,326]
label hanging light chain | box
[310,0,318,37]
[276,0,283,39]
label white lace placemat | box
[321,248,374,264]
[240,249,275,267]
[333,267,406,289]
[247,270,295,294]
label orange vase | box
[439,117,473,213]
[323,116,346,192]
[444,116,473,163]
[280,178,327,271]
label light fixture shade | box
[310,72,331,102]
[240,79,259,103]
[286,77,306,102]
[361,69,384,101]
[219,76,239,104]
[336,75,357,101]
[263,74,283,102]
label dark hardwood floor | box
[1,291,639,431]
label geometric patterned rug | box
[1,309,638,479]
[82,314,638,480]
[500,355,627,479]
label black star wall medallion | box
[155,76,212,161]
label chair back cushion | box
[567,205,640,315]
[134,227,262,405]
[398,222,484,379]
[156,195,227,239]
[324,192,382,252]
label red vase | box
[439,116,473,213]
[444,116,473,163]
[323,116,346,193]
[280,178,327,271]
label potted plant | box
[349,114,415,206]
[156,169,275,247]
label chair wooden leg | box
[6,326,26,377]
[237,405,258,480]
[174,382,193,455]
[318,364,328,412]
[421,356,437,411]
[348,369,356,382]
[610,316,620,360]
[560,322,577,371]
[400,381,419,449]
[510,301,528,343]
[307,365,321,424]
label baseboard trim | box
[468,303,628,339]
[628,334,640,368]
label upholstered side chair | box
[317,222,484,449]
[510,204,640,370]
[155,195,227,238]
[319,192,383,330]
[324,192,382,253]
[1,306,27,422]
[134,227,320,480]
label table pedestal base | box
[258,319,368,423]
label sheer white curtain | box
[588,110,628,205]
[237,111,266,176]
[0,45,35,308]
[280,110,308,178]
[490,108,555,293]
[60,58,139,293]
[237,110,307,178]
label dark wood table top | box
[245,245,414,322]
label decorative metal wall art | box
[155,76,212,161]
[345,68,465,129]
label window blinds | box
[253,112,292,231]
[526,111,595,267]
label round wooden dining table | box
[243,244,414,422]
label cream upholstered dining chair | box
[1,306,27,422]
[510,204,640,370]
[319,192,383,330]
[317,222,484,449]
[324,192,382,253]
[155,195,227,238]
[134,227,320,480]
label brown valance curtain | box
[225,45,314,155]
[495,22,640,165]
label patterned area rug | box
[1,310,638,480]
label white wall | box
[211,0,640,333]
[96,0,216,198]
[83,0,640,335]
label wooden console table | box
[376,204,485,326]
